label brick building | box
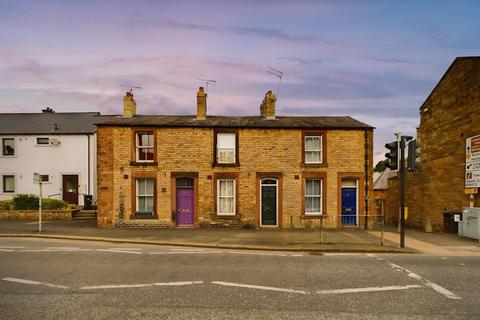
[385,57,480,231]
[96,88,374,229]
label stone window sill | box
[130,161,158,167]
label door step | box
[72,211,97,220]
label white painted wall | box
[0,134,96,206]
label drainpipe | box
[364,129,369,230]
[87,134,91,195]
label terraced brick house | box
[96,88,374,229]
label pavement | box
[0,219,479,254]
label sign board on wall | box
[466,135,480,188]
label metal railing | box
[288,214,384,245]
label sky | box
[1,0,479,163]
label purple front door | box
[176,189,194,226]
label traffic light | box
[385,141,399,171]
[407,139,421,171]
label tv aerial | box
[197,79,216,93]
[121,84,143,93]
[267,66,283,99]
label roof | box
[420,56,480,110]
[373,168,397,191]
[0,112,100,135]
[95,115,373,129]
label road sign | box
[466,135,480,188]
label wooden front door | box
[62,175,78,205]
[261,179,278,226]
[176,178,194,226]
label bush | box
[42,199,68,210]
[0,200,13,210]
[12,194,39,210]
[10,194,68,210]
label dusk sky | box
[1,0,479,163]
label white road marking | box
[227,251,288,257]
[109,248,143,251]
[317,285,422,295]
[80,281,203,290]
[388,262,462,300]
[291,254,304,257]
[212,281,308,294]
[0,246,24,249]
[19,249,92,252]
[96,249,142,254]
[166,251,222,254]
[148,252,166,255]
[2,277,69,289]
[0,249,15,252]
[366,253,377,258]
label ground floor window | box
[136,178,155,216]
[217,179,235,216]
[2,175,14,193]
[305,179,322,215]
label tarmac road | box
[0,237,479,319]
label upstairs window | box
[305,179,322,215]
[305,135,322,164]
[2,175,14,193]
[136,132,154,162]
[217,179,236,216]
[2,138,15,156]
[136,178,155,216]
[216,133,236,164]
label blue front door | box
[341,188,357,225]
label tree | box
[374,159,389,173]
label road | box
[0,237,479,319]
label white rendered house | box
[0,110,99,206]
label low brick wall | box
[0,210,75,221]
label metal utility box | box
[459,208,480,240]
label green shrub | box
[9,195,69,210]
[42,199,68,210]
[12,194,39,210]
[0,200,13,210]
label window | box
[216,133,236,164]
[136,178,155,216]
[2,175,14,193]
[305,135,322,164]
[136,132,154,162]
[36,137,50,145]
[217,179,236,216]
[2,138,15,156]
[40,175,50,183]
[305,179,322,215]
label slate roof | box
[95,115,373,129]
[0,112,101,135]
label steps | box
[72,210,97,220]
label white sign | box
[33,172,40,184]
[466,135,480,188]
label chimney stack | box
[260,90,276,120]
[123,91,136,118]
[196,87,207,120]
